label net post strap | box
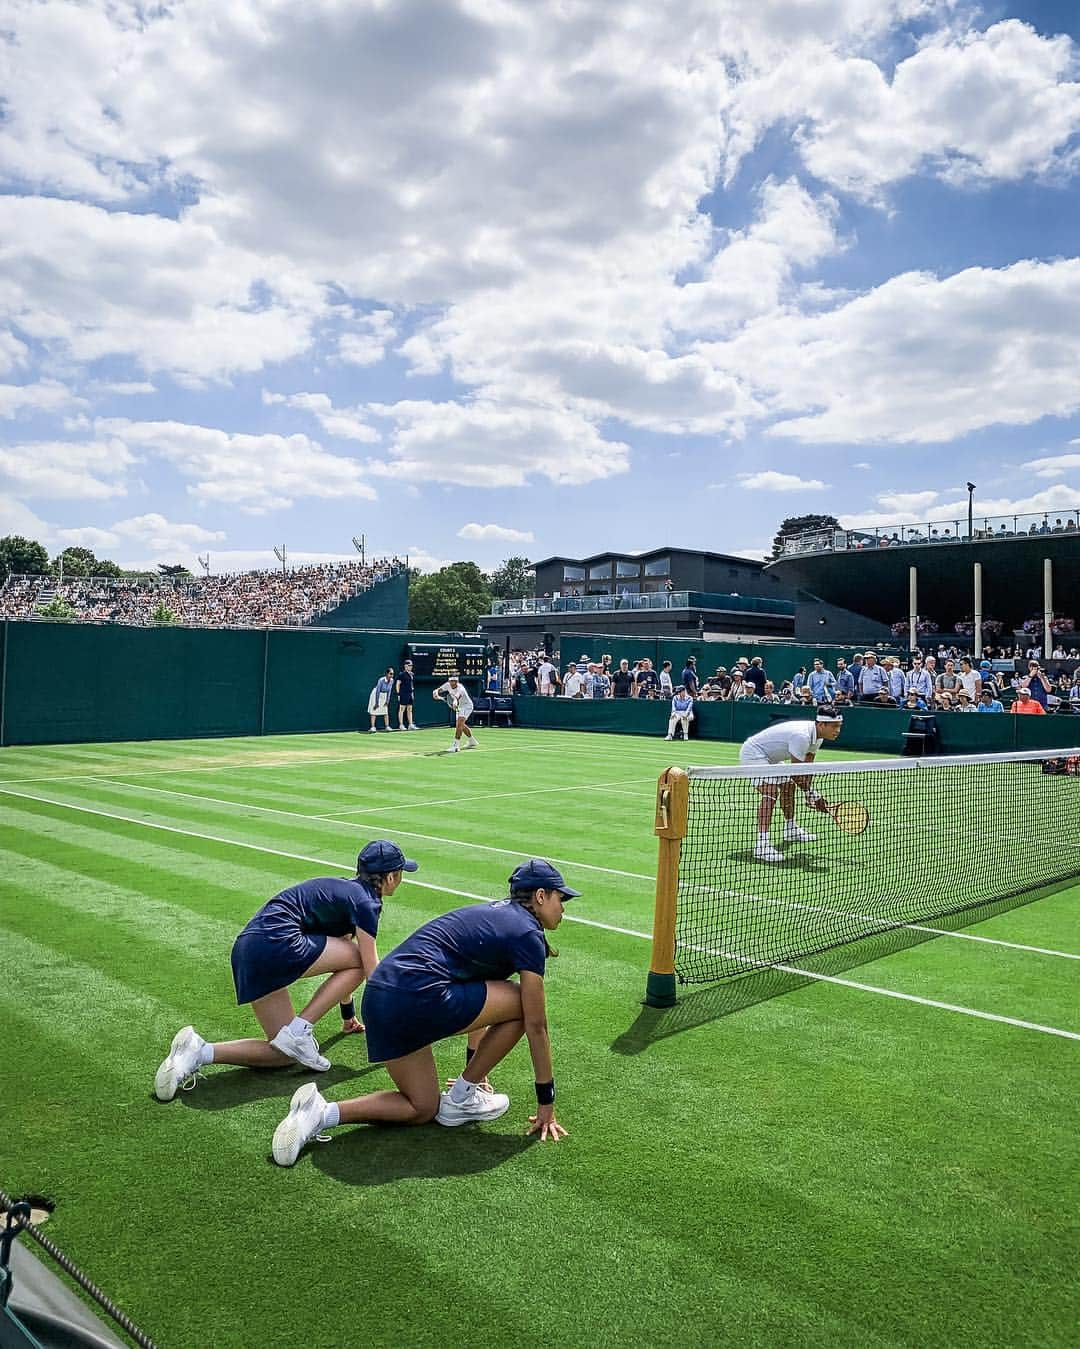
[645,767,688,1007]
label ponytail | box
[355,868,389,898]
[509,888,559,959]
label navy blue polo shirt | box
[369,901,547,994]
[240,877,382,941]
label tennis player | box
[739,706,843,863]
[270,858,579,1166]
[153,840,417,1101]
[434,672,478,751]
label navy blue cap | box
[357,840,419,875]
[508,858,581,898]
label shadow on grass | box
[306,1123,533,1186]
[168,1062,383,1110]
[612,882,1072,1055]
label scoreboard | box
[405,642,487,680]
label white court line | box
[8,774,1076,961]
[0,783,1076,1043]
[314,775,652,816]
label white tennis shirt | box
[437,682,474,714]
[740,720,821,764]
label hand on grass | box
[526,1105,567,1142]
[341,1017,365,1034]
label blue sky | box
[1,0,1079,574]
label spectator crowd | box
[0,559,404,629]
[504,645,1080,728]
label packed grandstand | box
[0,558,405,629]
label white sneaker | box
[784,823,816,843]
[754,840,785,864]
[272,1083,329,1167]
[664,734,673,740]
[155,1026,208,1101]
[462,739,478,750]
[448,743,460,752]
[408,724,419,731]
[270,1024,330,1071]
[436,1088,511,1127]
[368,727,377,734]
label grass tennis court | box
[2,727,1077,1347]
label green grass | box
[1,726,1077,1348]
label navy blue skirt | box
[231,930,327,1005]
[361,979,486,1063]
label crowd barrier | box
[511,693,1074,754]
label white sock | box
[287,1016,312,1038]
[322,1101,340,1129]
[450,1076,477,1105]
[198,1043,215,1066]
[757,831,770,844]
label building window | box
[562,565,586,581]
[588,562,613,578]
[643,557,670,576]
[616,560,640,577]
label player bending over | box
[739,705,843,863]
[153,841,417,1101]
[434,672,478,752]
[271,859,578,1165]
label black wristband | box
[534,1080,555,1106]
[340,1000,355,1020]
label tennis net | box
[647,747,1080,998]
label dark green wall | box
[311,570,408,629]
[0,621,464,746]
[513,693,1078,755]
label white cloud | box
[841,482,1080,529]
[54,525,122,550]
[0,380,84,420]
[0,438,133,499]
[731,21,1080,200]
[738,470,828,491]
[457,522,534,543]
[367,400,631,487]
[95,418,376,513]
[262,390,379,443]
[0,497,52,541]
[709,258,1080,445]
[111,513,226,552]
[0,197,324,383]
[1022,452,1080,478]
[338,310,397,366]
[404,545,456,574]
[853,461,871,469]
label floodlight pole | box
[273,545,287,576]
[352,534,365,565]
[966,482,976,540]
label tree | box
[0,535,49,582]
[151,602,176,624]
[51,546,122,579]
[770,514,842,559]
[38,597,76,620]
[487,555,535,600]
[408,562,493,632]
[158,563,193,577]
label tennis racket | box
[827,800,870,835]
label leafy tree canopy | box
[0,535,50,582]
[488,555,535,600]
[408,561,493,632]
[157,563,193,577]
[770,514,841,559]
[51,546,122,579]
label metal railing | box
[488,590,794,617]
[780,509,1080,557]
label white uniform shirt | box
[437,682,474,715]
[537,660,557,689]
[740,720,821,764]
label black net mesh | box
[675,750,1080,983]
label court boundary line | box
[314,775,653,816]
[0,783,1076,1042]
[8,776,1077,961]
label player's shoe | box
[447,743,460,752]
[155,1026,208,1101]
[270,1025,331,1071]
[462,738,478,750]
[784,822,816,843]
[407,724,419,731]
[272,1083,329,1167]
[664,734,673,740]
[368,727,377,734]
[753,839,785,863]
[436,1088,511,1127]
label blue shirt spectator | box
[836,662,855,697]
[590,669,610,699]
[905,663,933,700]
[886,661,906,702]
[807,661,835,702]
[976,693,1004,712]
[857,656,886,699]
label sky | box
[2,0,1080,575]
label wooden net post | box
[645,766,689,1007]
